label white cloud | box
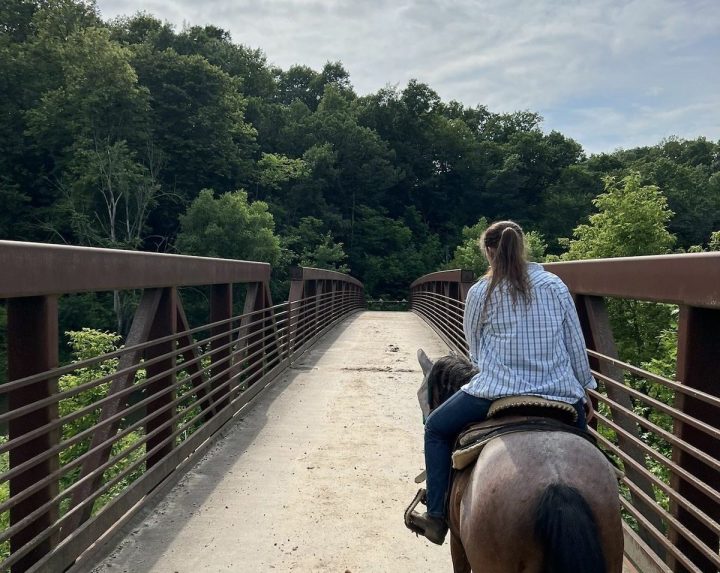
[96,0,720,153]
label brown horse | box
[416,350,623,573]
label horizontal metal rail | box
[1,241,365,573]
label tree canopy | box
[1,1,718,302]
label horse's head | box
[416,349,478,420]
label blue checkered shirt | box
[462,262,596,404]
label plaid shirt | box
[462,262,596,404]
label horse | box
[414,349,623,573]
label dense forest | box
[1,0,719,338]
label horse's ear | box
[417,348,434,377]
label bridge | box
[0,241,718,573]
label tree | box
[283,217,348,272]
[709,231,720,251]
[25,26,150,161]
[253,152,309,200]
[130,47,258,242]
[447,218,489,276]
[176,189,281,265]
[350,206,441,297]
[562,174,676,364]
[448,219,547,276]
[563,174,675,260]
[57,328,145,515]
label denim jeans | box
[423,391,587,517]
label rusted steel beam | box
[145,287,177,470]
[210,284,233,410]
[544,253,720,309]
[287,278,304,361]
[670,306,720,573]
[0,241,270,298]
[237,283,268,388]
[289,266,363,287]
[409,269,475,290]
[575,295,667,559]
[7,296,59,573]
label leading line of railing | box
[409,269,476,356]
[409,254,720,573]
[0,241,364,573]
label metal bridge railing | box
[0,241,364,573]
[409,254,720,573]
[409,269,476,356]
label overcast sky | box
[96,0,720,155]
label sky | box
[95,0,720,155]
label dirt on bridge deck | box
[86,311,452,573]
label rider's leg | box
[424,390,492,518]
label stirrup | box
[404,488,427,535]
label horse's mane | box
[428,354,478,410]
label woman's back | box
[463,262,594,404]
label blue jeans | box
[424,391,587,517]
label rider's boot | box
[412,512,448,545]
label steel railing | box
[409,269,475,356]
[409,254,720,573]
[0,241,364,573]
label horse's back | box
[456,430,622,573]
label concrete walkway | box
[89,311,452,573]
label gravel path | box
[88,311,452,573]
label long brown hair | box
[481,220,531,317]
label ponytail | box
[480,221,531,318]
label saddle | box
[452,395,585,470]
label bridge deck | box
[86,311,451,573]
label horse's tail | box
[534,483,607,573]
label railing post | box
[313,279,322,341]
[145,287,177,470]
[7,296,59,573]
[330,280,338,321]
[210,284,232,410]
[670,305,720,573]
[239,282,267,386]
[287,269,304,362]
[574,294,666,558]
[459,270,475,303]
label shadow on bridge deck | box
[81,311,450,573]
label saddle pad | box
[452,418,593,470]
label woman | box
[414,220,597,545]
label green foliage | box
[351,206,442,297]
[447,219,546,277]
[256,153,308,190]
[709,231,720,251]
[1,0,719,302]
[283,217,348,272]
[176,189,281,265]
[525,231,548,262]
[562,173,677,365]
[447,218,489,276]
[58,329,145,515]
[563,174,676,260]
[0,435,8,559]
